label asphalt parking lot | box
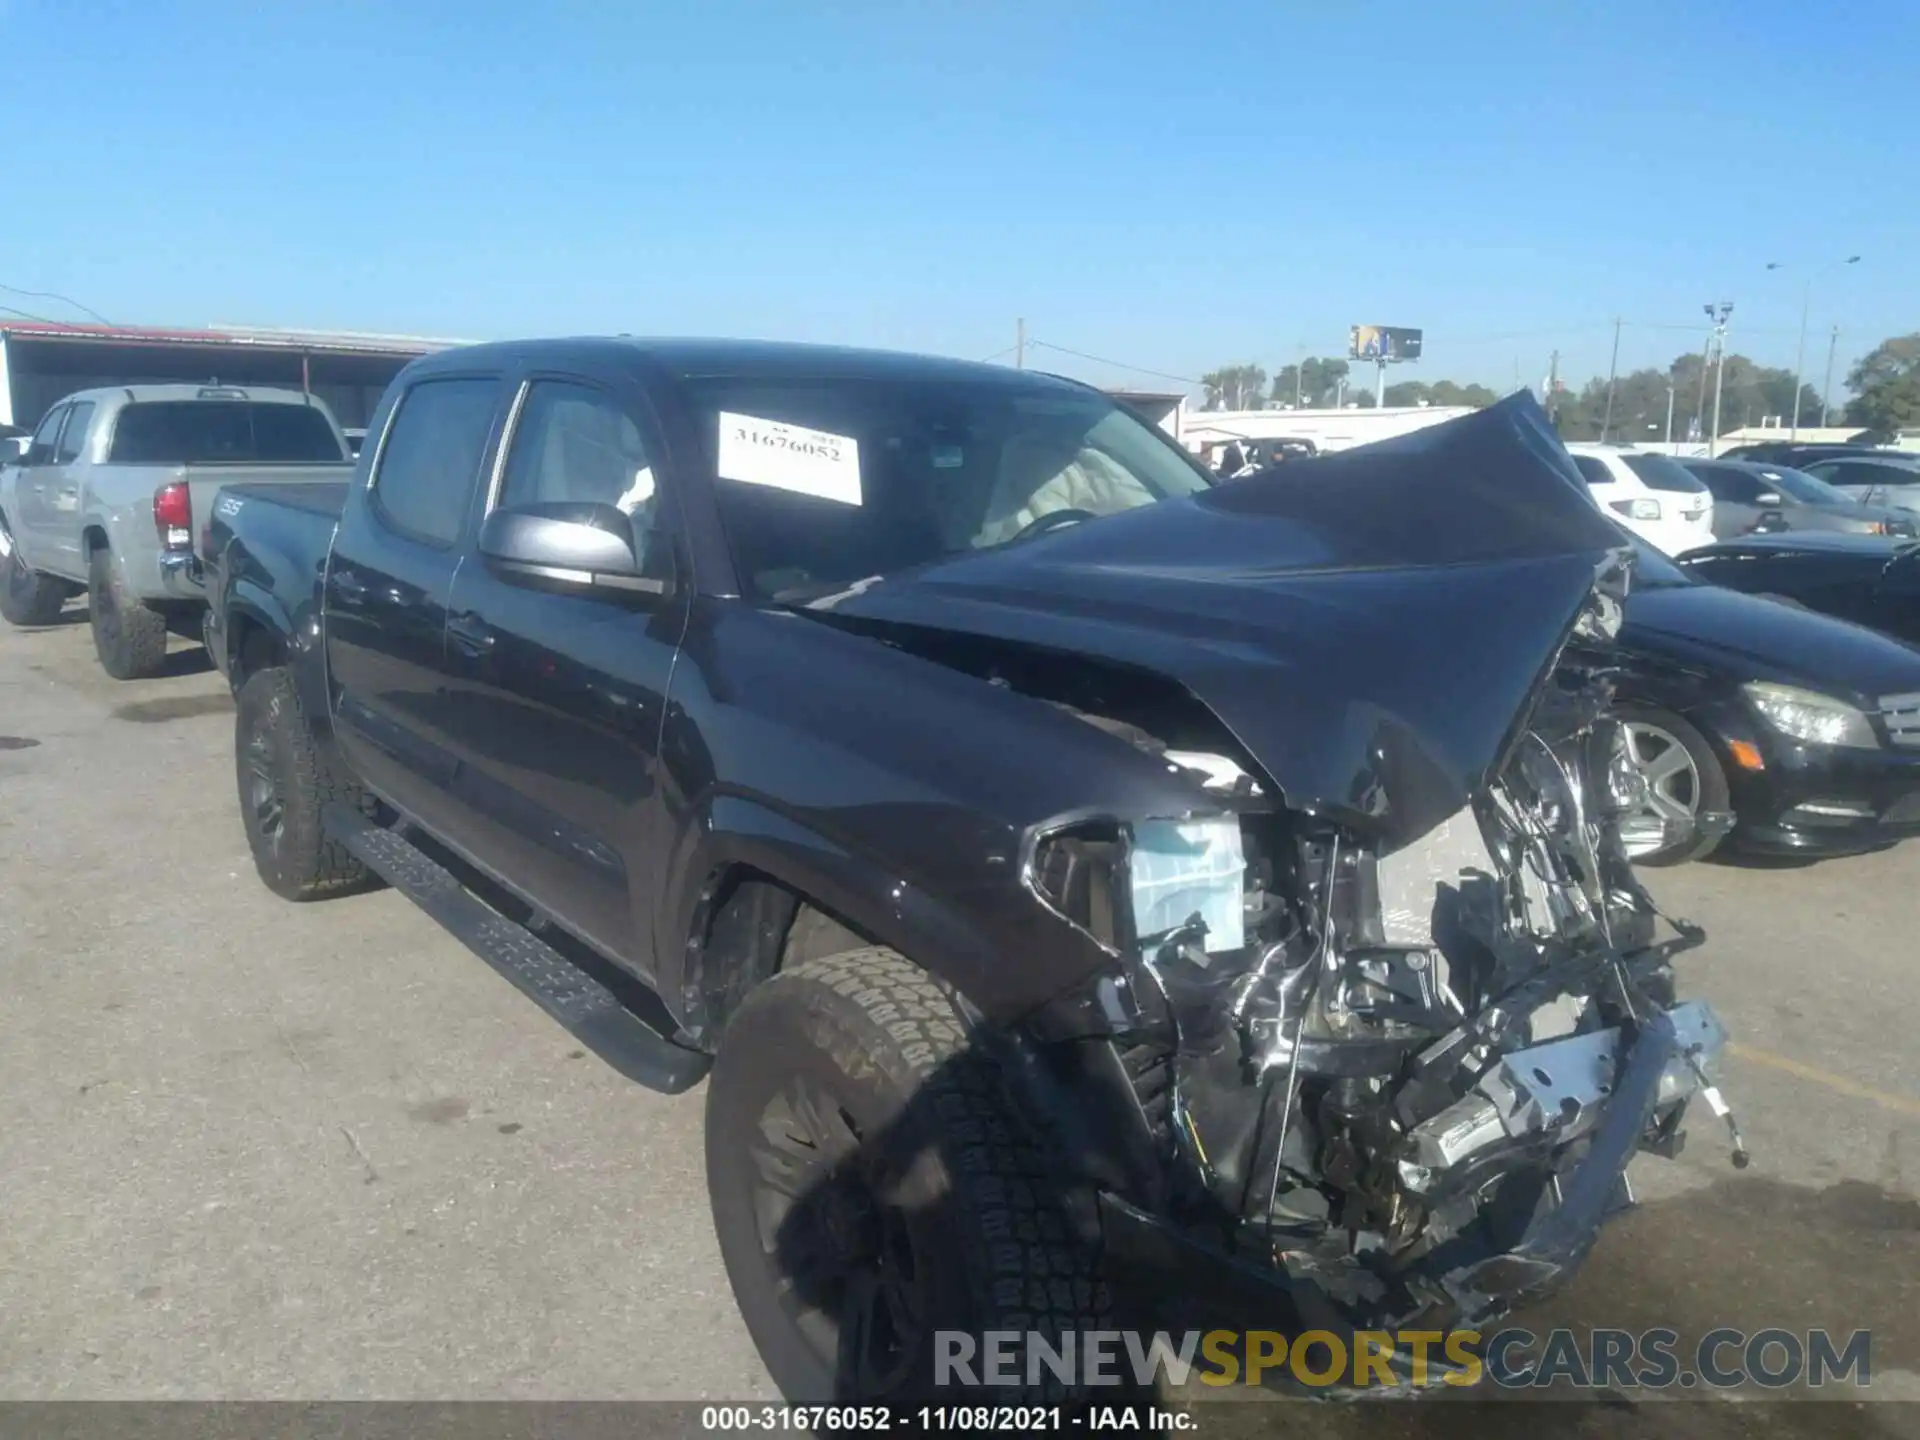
[2,610,1917,1429]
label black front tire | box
[235,666,378,901]
[89,547,169,679]
[0,525,69,626]
[706,947,1109,1405]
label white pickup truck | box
[0,384,353,678]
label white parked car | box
[1565,443,1715,555]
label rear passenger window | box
[54,402,96,463]
[371,378,500,546]
[1573,456,1612,486]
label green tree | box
[1269,355,1351,407]
[1843,333,1920,435]
[1302,356,1349,403]
[1427,380,1500,407]
[1201,363,1268,411]
[1556,351,1823,442]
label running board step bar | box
[324,803,711,1095]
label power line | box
[1433,323,1612,346]
[1,303,60,324]
[0,282,112,326]
[1025,339,1203,388]
[977,345,1019,364]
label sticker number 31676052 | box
[716,412,863,507]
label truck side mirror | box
[478,501,668,596]
[1749,508,1788,534]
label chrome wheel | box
[1618,720,1701,858]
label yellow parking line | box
[1727,1041,1920,1118]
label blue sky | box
[1,0,1910,400]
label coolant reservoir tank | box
[1130,818,1246,953]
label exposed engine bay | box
[800,394,1742,1335]
[1009,557,1740,1331]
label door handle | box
[331,571,369,602]
[448,611,496,656]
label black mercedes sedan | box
[1612,541,1920,863]
[1676,532,1920,645]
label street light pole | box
[1790,279,1811,439]
[1703,302,1733,457]
[1665,380,1676,446]
[1821,325,1840,427]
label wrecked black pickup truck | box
[201,340,1737,1402]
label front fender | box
[662,792,1012,1039]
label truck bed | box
[200,480,352,681]
[216,479,349,520]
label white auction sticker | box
[717,412,862,506]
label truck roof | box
[57,383,327,407]
[407,336,1086,391]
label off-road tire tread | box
[712,946,1119,1405]
[0,536,67,626]
[787,948,1111,1344]
[89,548,168,679]
[237,667,377,901]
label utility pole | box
[1766,256,1859,440]
[1664,380,1676,446]
[1821,324,1840,427]
[1294,344,1305,409]
[1015,318,1025,370]
[1546,350,1560,423]
[1374,356,1387,409]
[1600,317,1623,442]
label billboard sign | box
[1349,325,1423,362]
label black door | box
[438,373,687,976]
[325,373,504,838]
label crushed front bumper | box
[1401,1000,1726,1179]
[1097,1001,1729,1349]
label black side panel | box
[327,804,710,1094]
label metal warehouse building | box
[0,322,467,434]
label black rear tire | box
[235,666,378,901]
[0,524,69,626]
[706,947,1110,1405]
[89,547,169,679]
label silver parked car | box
[1796,452,1920,517]
[1681,458,1918,539]
[0,384,352,677]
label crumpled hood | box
[811,393,1633,851]
[1624,583,1920,701]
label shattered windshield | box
[682,377,1214,602]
